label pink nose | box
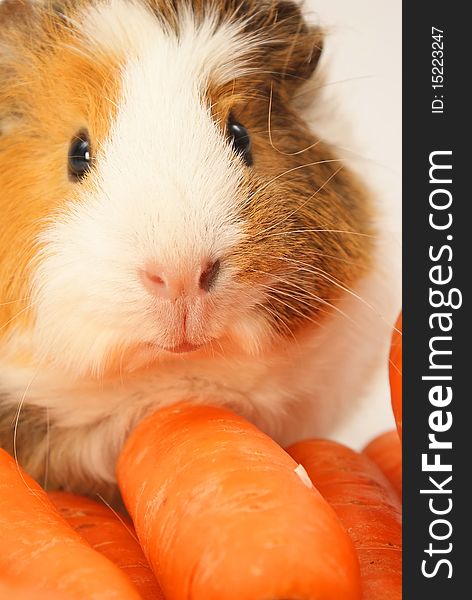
[141,260,221,299]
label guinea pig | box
[0,0,381,502]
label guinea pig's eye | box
[228,118,253,166]
[68,132,92,181]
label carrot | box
[117,402,362,600]
[0,579,73,600]
[49,491,164,600]
[287,439,402,600]
[0,449,142,600]
[390,312,402,440]
[364,430,402,499]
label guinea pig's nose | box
[141,260,220,300]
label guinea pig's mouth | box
[142,340,207,355]
[159,341,204,354]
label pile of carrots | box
[0,313,402,599]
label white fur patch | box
[81,0,263,85]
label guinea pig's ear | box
[259,0,324,95]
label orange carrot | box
[0,449,142,600]
[117,402,362,600]
[287,439,402,600]
[49,491,163,600]
[390,312,402,440]
[364,430,402,499]
[0,579,73,600]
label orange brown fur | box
[0,1,123,337]
[212,81,373,332]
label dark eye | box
[68,132,92,181]
[228,119,253,166]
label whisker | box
[275,257,372,308]
[388,357,402,376]
[254,166,345,238]
[326,143,401,173]
[43,408,50,491]
[0,298,30,307]
[272,257,396,331]
[208,339,230,364]
[255,271,354,326]
[260,282,331,317]
[0,302,36,334]
[281,277,357,326]
[267,84,323,157]
[296,74,377,98]
[264,228,374,239]
[266,293,324,329]
[102,95,119,110]
[248,160,345,208]
[257,280,327,328]
[13,369,41,494]
[96,493,141,544]
[265,247,362,267]
[256,301,295,342]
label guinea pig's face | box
[0,0,373,377]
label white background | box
[304,0,402,447]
